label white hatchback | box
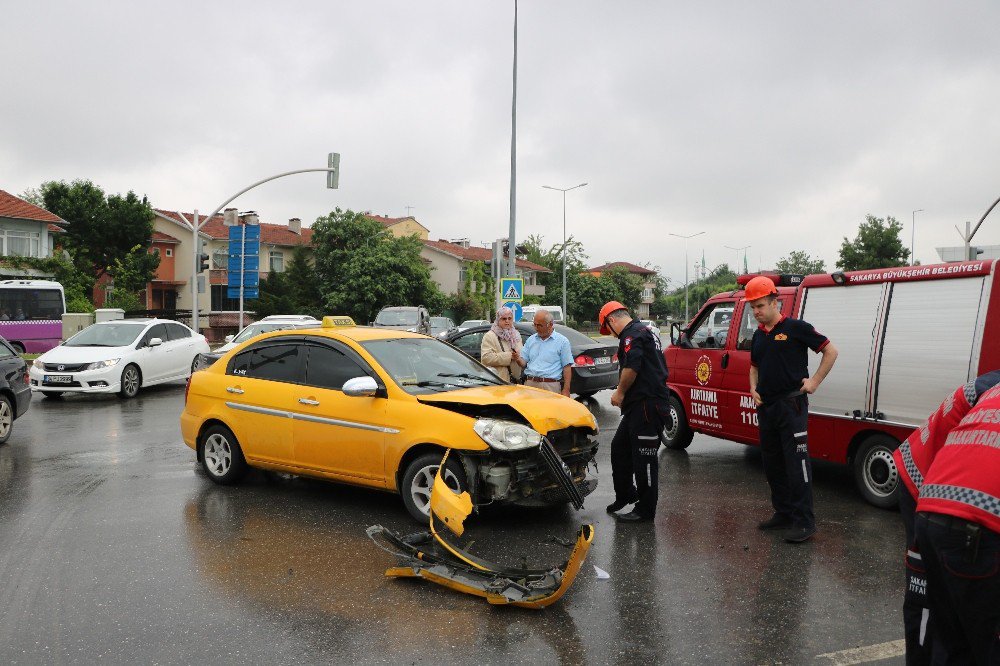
[29,319,209,399]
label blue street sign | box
[228,271,259,288]
[228,287,259,299]
[228,225,261,240]
[227,255,259,271]
[501,277,523,302]
[228,239,259,256]
[503,301,523,323]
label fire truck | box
[663,259,1000,508]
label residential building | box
[366,214,429,240]
[421,239,550,297]
[586,261,659,319]
[0,190,67,276]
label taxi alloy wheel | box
[201,425,248,485]
[401,453,466,523]
[0,395,12,444]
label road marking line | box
[815,639,905,664]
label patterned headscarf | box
[491,306,522,350]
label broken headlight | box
[473,418,542,451]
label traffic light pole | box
[177,163,340,334]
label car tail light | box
[184,377,191,405]
[574,354,595,366]
[611,352,618,363]
[22,371,29,384]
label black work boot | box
[757,514,793,530]
[783,525,817,543]
[606,494,638,514]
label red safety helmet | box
[598,301,627,335]
[744,275,778,301]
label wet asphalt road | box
[0,383,906,665]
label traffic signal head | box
[198,253,210,272]
[969,246,985,260]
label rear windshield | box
[375,310,418,326]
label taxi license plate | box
[44,375,72,383]
[594,357,611,365]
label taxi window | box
[304,344,370,390]
[229,343,304,383]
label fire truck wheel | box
[853,434,900,508]
[662,395,694,450]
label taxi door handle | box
[298,398,320,406]
[226,386,244,394]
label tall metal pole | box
[724,245,750,273]
[506,0,518,279]
[670,231,705,321]
[175,165,340,336]
[911,209,923,265]
[238,224,246,330]
[542,183,587,321]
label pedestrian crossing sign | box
[501,277,523,302]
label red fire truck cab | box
[663,259,1000,507]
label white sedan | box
[29,319,209,399]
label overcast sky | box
[3,1,999,287]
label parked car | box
[639,319,661,343]
[457,319,490,332]
[429,316,457,338]
[373,306,431,335]
[216,315,321,353]
[444,323,619,397]
[0,335,31,445]
[29,319,209,399]
[520,305,565,324]
[181,317,599,523]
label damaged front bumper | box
[370,449,594,609]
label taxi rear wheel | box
[401,453,467,523]
[200,425,248,485]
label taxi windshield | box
[375,310,418,326]
[361,338,504,394]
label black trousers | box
[610,400,665,518]
[914,512,1000,665]
[757,394,814,530]
[900,489,936,665]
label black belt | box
[760,390,804,405]
[526,376,560,383]
[918,512,981,534]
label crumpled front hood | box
[418,385,597,434]
[39,345,134,364]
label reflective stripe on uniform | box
[920,483,1000,519]
[637,435,659,440]
[801,460,809,483]
[899,440,924,490]
[793,431,807,438]
[964,380,978,406]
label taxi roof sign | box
[322,315,356,328]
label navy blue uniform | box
[751,316,829,531]
[610,320,671,518]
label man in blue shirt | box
[521,310,573,397]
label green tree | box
[311,208,444,324]
[600,265,644,312]
[775,250,826,275]
[837,214,910,271]
[104,244,160,311]
[255,271,297,318]
[40,180,157,285]
[284,246,324,318]
[569,272,621,324]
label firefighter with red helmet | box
[909,371,1000,664]
[599,301,671,523]
[746,275,839,543]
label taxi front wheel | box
[201,424,248,485]
[400,453,467,523]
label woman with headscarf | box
[480,307,525,382]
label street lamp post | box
[507,0,518,279]
[669,231,706,321]
[724,244,750,274]
[176,159,340,333]
[911,209,923,265]
[542,183,587,322]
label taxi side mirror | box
[225,335,234,343]
[343,376,380,397]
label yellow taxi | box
[181,317,599,522]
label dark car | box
[0,336,31,445]
[444,323,619,397]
